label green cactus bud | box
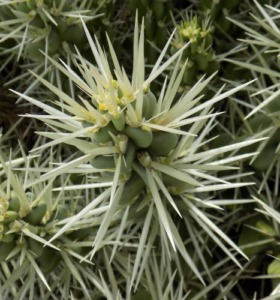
[182,62,197,85]
[251,146,276,171]
[37,247,61,274]
[216,15,231,32]
[69,173,84,185]
[93,122,118,144]
[269,128,280,146]
[67,245,82,254]
[91,156,115,169]
[26,0,37,10]
[268,255,280,289]
[256,221,276,236]
[142,91,157,120]
[54,17,68,37]
[62,24,85,46]
[242,114,272,134]
[207,60,220,74]
[162,173,186,188]
[238,216,274,257]
[0,242,16,262]
[267,95,280,112]
[0,197,9,214]
[24,202,47,226]
[208,4,221,20]
[112,113,126,131]
[210,132,232,148]
[0,224,15,243]
[25,38,45,61]
[15,2,30,12]
[8,193,20,213]
[1,232,15,243]
[149,131,179,156]
[120,141,136,178]
[24,28,61,61]
[124,126,153,148]
[2,211,18,224]
[137,151,152,167]
[48,28,61,55]
[203,33,213,49]
[28,238,44,257]
[190,41,198,55]
[151,1,165,21]
[30,13,45,27]
[119,172,145,206]
[116,134,128,154]
[49,205,70,222]
[195,52,211,71]
[268,255,280,275]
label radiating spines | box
[23,201,47,226]
[128,0,173,62]
[123,126,153,149]
[11,13,268,295]
[0,0,95,62]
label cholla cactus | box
[223,0,280,185]
[0,0,101,97]
[0,0,98,61]
[235,175,280,298]
[0,148,98,298]
[12,19,265,296]
[171,15,219,86]
[128,0,173,62]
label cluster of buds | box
[0,189,73,274]
[0,196,18,243]
[172,16,219,85]
[82,81,181,203]
[0,0,95,62]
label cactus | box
[0,0,96,61]
[222,1,280,181]
[128,0,173,62]
[11,17,266,297]
[2,1,280,298]
[171,15,219,86]
[0,148,109,298]
[0,0,101,97]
